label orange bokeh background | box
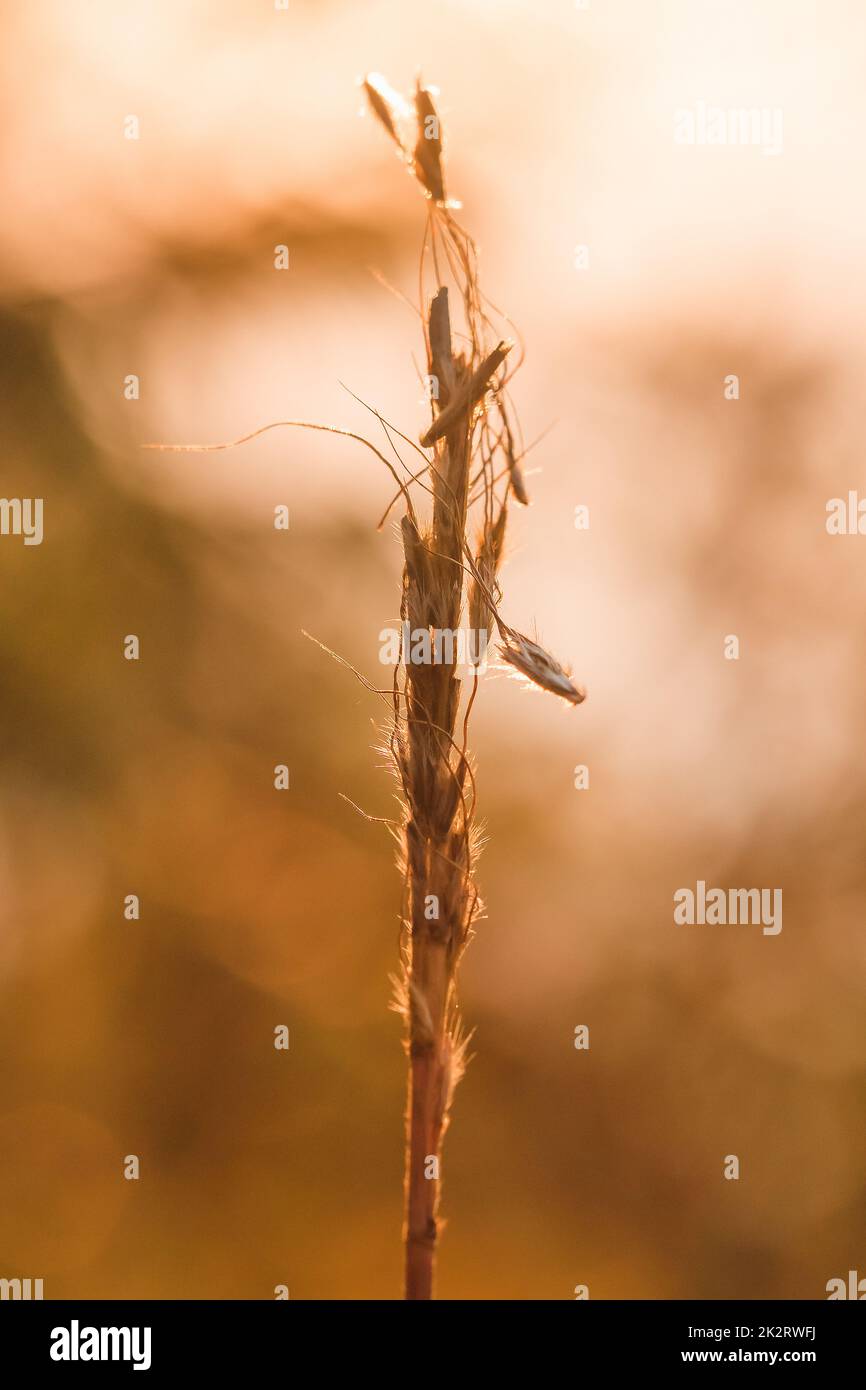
[2,0,865,1298]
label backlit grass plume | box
[363,72,585,1299]
[145,72,586,1300]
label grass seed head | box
[413,80,446,203]
[363,73,409,150]
[499,630,587,705]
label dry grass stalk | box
[363,73,585,1298]
[145,73,586,1299]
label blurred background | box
[2,0,866,1299]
